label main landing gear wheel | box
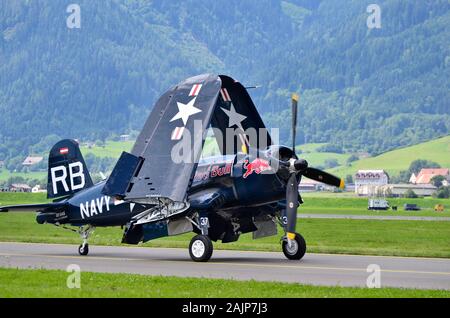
[282,232,306,260]
[78,243,89,256]
[189,235,213,262]
[77,225,95,256]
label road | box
[0,242,449,290]
[298,214,450,221]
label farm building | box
[22,156,43,166]
[9,184,32,192]
[299,178,323,192]
[412,168,449,184]
[378,184,437,197]
[120,134,131,142]
[354,170,389,196]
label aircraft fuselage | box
[37,149,289,228]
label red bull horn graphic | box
[243,158,272,178]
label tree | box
[346,154,359,166]
[434,186,450,199]
[408,160,441,175]
[317,144,344,154]
[404,189,418,198]
[324,159,339,169]
[345,174,354,184]
[95,140,106,148]
[1,1,449,162]
[430,175,445,188]
[391,170,410,184]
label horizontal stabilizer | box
[0,202,67,213]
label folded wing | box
[102,74,221,205]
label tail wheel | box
[78,244,89,256]
[189,235,213,262]
[282,233,306,260]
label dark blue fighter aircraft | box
[0,74,344,262]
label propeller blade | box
[286,173,299,239]
[303,167,345,189]
[291,94,299,151]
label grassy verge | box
[1,193,449,217]
[0,192,49,205]
[300,195,450,217]
[0,268,448,298]
[1,212,449,258]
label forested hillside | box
[1,0,449,166]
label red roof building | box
[22,156,43,166]
[415,168,449,184]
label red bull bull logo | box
[243,158,272,178]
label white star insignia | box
[221,104,247,130]
[170,97,202,125]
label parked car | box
[404,203,421,211]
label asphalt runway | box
[0,242,449,290]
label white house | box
[354,169,389,196]
[32,185,46,193]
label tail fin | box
[47,139,93,199]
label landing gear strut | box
[281,232,306,260]
[186,213,214,262]
[77,225,95,256]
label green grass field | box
[301,152,351,168]
[297,143,327,153]
[329,135,450,177]
[0,268,447,298]
[1,212,449,258]
[0,169,46,182]
[296,143,351,167]
[2,135,448,182]
[0,192,49,205]
[0,192,449,257]
[79,140,134,158]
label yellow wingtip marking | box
[339,179,345,189]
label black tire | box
[189,235,213,262]
[78,244,89,256]
[282,233,306,260]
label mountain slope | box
[329,135,450,177]
[0,0,225,159]
[0,0,449,164]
